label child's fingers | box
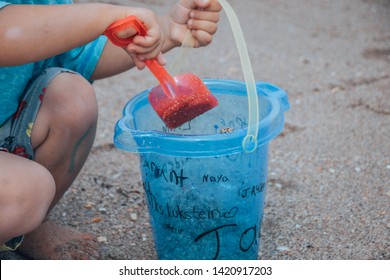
[126,34,162,56]
[189,10,220,23]
[130,34,160,48]
[190,29,213,47]
[127,43,160,57]
[130,52,166,70]
[137,51,166,64]
[155,52,167,66]
[126,40,164,63]
[188,19,218,36]
[127,52,146,70]
[193,0,222,12]
[115,27,138,40]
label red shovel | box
[104,16,218,129]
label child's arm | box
[0,3,162,67]
[91,0,221,80]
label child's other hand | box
[165,0,222,48]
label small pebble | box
[130,213,138,221]
[91,217,102,223]
[354,166,361,173]
[97,236,107,243]
[111,172,122,180]
[275,183,283,190]
[277,246,290,251]
[331,86,339,94]
[85,204,93,210]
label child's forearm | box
[0,3,139,66]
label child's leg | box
[0,152,55,246]
[31,70,98,210]
[1,67,99,259]
[18,70,100,260]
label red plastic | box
[104,16,146,47]
[148,73,218,129]
[104,16,218,129]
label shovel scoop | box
[104,16,218,129]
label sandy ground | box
[1,0,389,260]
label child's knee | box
[45,73,98,128]
[32,73,98,147]
[0,158,55,239]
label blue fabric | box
[1,0,72,6]
[0,0,108,126]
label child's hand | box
[164,0,222,49]
[115,8,165,69]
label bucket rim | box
[114,79,288,156]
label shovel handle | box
[104,16,146,48]
[104,16,176,98]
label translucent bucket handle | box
[169,0,259,152]
[218,0,259,152]
[168,29,193,76]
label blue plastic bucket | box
[114,79,289,259]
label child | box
[0,0,221,259]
